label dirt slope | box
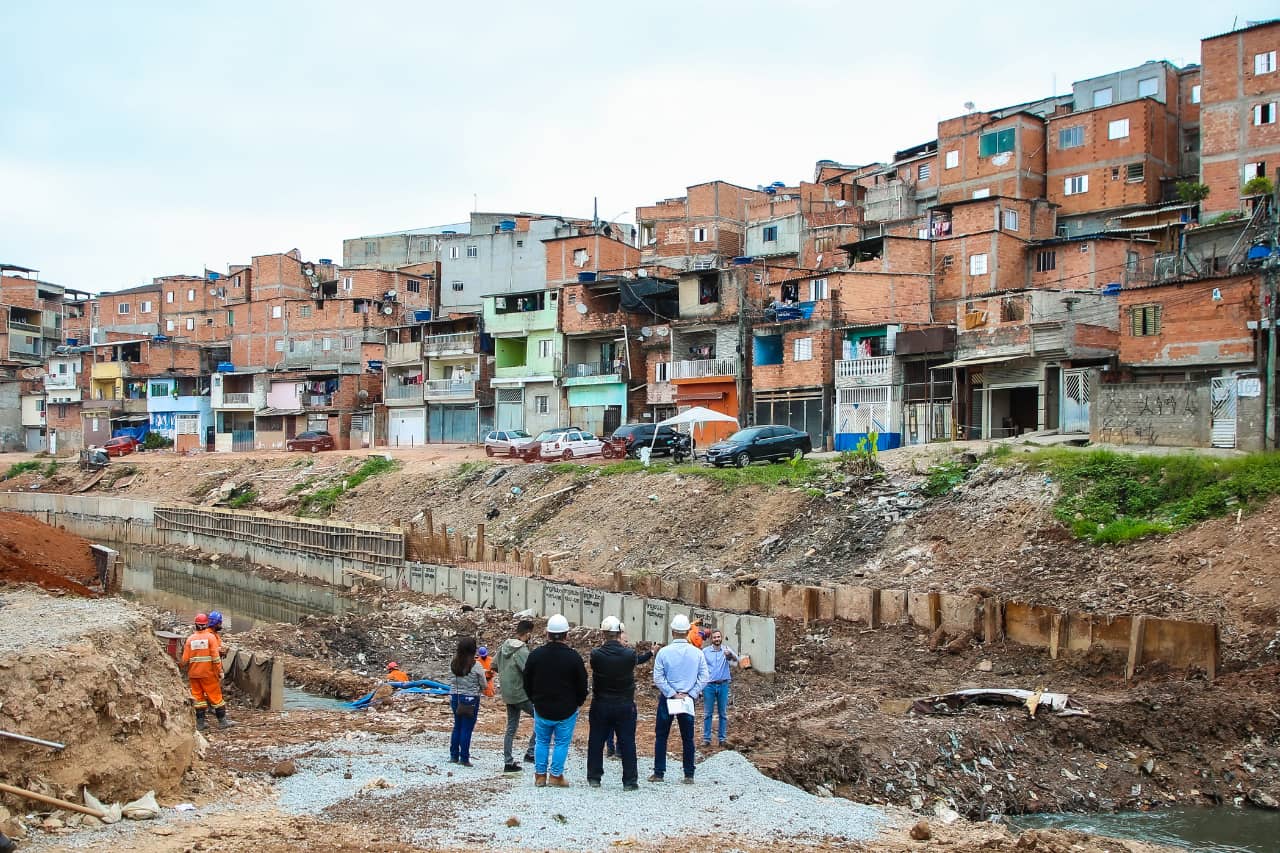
[0,511,99,594]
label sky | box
[1,1,1275,293]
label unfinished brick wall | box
[544,234,640,286]
[1117,273,1257,366]
[937,112,1048,204]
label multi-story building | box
[485,288,562,435]
[637,182,770,272]
[0,264,84,367]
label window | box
[537,338,553,359]
[448,246,460,260]
[205,317,214,325]
[1137,77,1159,98]
[978,128,1015,157]
[1191,84,1201,104]
[1035,250,1057,273]
[298,305,312,318]
[150,382,168,398]
[1111,166,1122,180]
[232,276,241,288]
[809,278,828,300]
[692,227,709,242]
[364,240,377,254]
[762,225,778,242]
[116,303,130,315]
[1058,125,1085,149]
[186,289,195,301]
[1253,103,1277,125]
[793,337,813,362]
[406,279,420,293]
[271,305,282,319]
[166,319,175,332]
[698,277,720,304]
[1130,304,1162,336]
[534,395,549,415]
[918,162,931,181]
[274,340,286,352]
[1064,175,1089,195]
[814,235,832,254]
[1244,162,1266,182]
[166,291,174,303]
[185,318,195,331]
[1093,87,1113,107]
[342,276,353,291]
[343,335,355,350]
[322,337,332,351]
[654,361,670,382]
[1108,118,1130,140]
[1003,209,1019,231]
[945,150,959,169]
[1000,297,1025,322]
[969,253,988,275]
[1126,163,1145,182]
[972,188,991,199]
[452,281,464,292]
[1256,51,1277,75]
[516,239,524,247]
[573,248,589,267]
[466,245,478,258]
[227,310,234,326]
[140,300,152,313]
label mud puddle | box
[1013,805,1280,852]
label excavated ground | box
[0,511,99,595]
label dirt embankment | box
[0,511,99,595]
[0,591,197,803]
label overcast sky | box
[1,1,1274,293]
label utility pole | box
[1267,184,1280,449]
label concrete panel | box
[737,615,776,674]
[438,566,462,600]
[620,595,646,640]
[1141,617,1219,677]
[581,588,604,629]
[492,574,513,612]
[524,579,545,617]
[478,572,496,609]
[938,593,980,635]
[561,585,584,627]
[1004,601,1056,648]
[691,607,718,631]
[907,591,938,630]
[835,586,876,625]
[543,584,565,619]
[718,613,741,652]
[463,570,481,606]
[704,582,752,613]
[420,564,439,596]
[509,576,529,613]
[879,589,908,624]
[667,603,693,637]
[643,599,669,644]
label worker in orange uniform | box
[386,661,410,684]
[182,613,234,732]
[477,646,496,697]
[687,618,707,649]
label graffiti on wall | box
[1097,386,1200,446]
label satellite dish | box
[209,289,218,296]
[357,389,369,400]
[964,101,976,112]
[640,326,653,338]
[575,303,589,314]
[656,327,669,337]
[835,200,847,208]
[382,305,394,315]
[311,281,320,288]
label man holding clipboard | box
[649,614,709,785]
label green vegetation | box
[923,459,975,497]
[1174,180,1210,204]
[1040,449,1280,544]
[1204,210,1245,226]
[288,477,316,495]
[2,461,41,480]
[543,456,825,488]
[142,432,174,451]
[1242,175,1276,197]
[225,488,258,509]
[42,459,58,477]
[837,432,881,476]
[296,455,399,517]
[456,460,494,477]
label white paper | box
[666,696,694,716]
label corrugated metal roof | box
[1113,204,1194,220]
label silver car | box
[484,429,532,456]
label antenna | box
[963,101,976,113]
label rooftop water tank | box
[216,362,235,373]
[732,256,754,266]
[578,272,597,283]
[413,310,432,322]
[1101,283,1122,295]
[499,220,516,231]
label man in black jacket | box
[522,614,588,788]
[587,615,653,790]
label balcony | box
[91,362,129,381]
[835,356,894,387]
[562,360,622,387]
[220,392,257,408]
[422,332,476,356]
[385,340,423,365]
[671,357,738,380]
[424,379,476,400]
[384,382,425,403]
[44,373,78,390]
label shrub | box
[142,432,174,451]
[2,461,41,480]
[1242,175,1275,197]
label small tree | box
[1242,175,1276,197]
[1175,181,1211,205]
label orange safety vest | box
[687,625,705,649]
[182,628,223,680]
[478,655,495,696]
[388,669,409,683]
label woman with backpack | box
[449,636,487,766]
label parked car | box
[103,436,139,457]
[286,430,336,453]
[511,426,583,461]
[484,429,532,457]
[705,425,812,468]
[606,423,692,460]
[539,429,604,461]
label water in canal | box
[1013,805,1280,852]
[116,546,362,633]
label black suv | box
[610,423,692,459]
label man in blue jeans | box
[649,614,709,785]
[522,614,588,788]
[701,629,738,746]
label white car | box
[539,430,604,461]
[484,429,532,457]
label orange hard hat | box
[194,613,209,627]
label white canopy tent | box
[646,405,739,461]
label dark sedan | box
[705,425,812,468]
[286,430,336,453]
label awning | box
[110,413,150,422]
[674,391,726,401]
[256,407,304,417]
[932,354,1026,370]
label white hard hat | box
[601,615,622,632]
[670,614,691,633]
[547,614,570,634]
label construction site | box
[0,441,1278,853]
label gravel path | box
[0,590,140,654]
[268,728,887,850]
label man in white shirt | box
[650,614,709,784]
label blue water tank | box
[1101,283,1122,296]
[66,337,78,346]
[319,258,332,265]
[413,309,433,322]
[1247,245,1271,261]
[499,220,516,231]
[152,335,170,342]
[771,181,786,188]
[732,256,754,265]
[578,272,597,283]
[216,362,235,373]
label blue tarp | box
[111,424,151,441]
[347,678,451,710]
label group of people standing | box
[445,612,739,787]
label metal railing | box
[384,341,423,364]
[422,332,476,354]
[835,356,892,381]
[384,382,424,401]
[565,360,621,378]
[424,379,476,398]
[306,394,333,407]
[44,374,78,389]
[221,392,255,406]
[671,357,737,379]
